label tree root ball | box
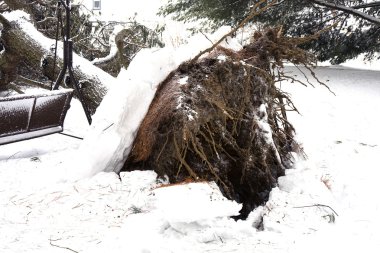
[123,29,303,219]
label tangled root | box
[123,28,317,219]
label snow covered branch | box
[92,27,132,70]
[310,0,380,25]
[0,11,114,112]
[352,1,380,9]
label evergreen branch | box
[310,0,380,25]
[352,2,380,9]
[190,0,278,64]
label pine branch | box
[190,0,279,64]
[352,2,380,9]
[310,0,380,25]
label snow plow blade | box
[0,89,73,145]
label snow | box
[67,46,189,178]
[65,28,244,179]
[218,55,227,62]
[153,182,241,223]
[1,60,380,252]
[319,53,380,71]
[277,66,380,252]
[179,76,189,85]
[255,103,282,165]
[1,4,380,253]
[91,25,124,65]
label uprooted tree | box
[0,0,163,112]
[121,1,332,218]
[1,0,330,219]
[123,25,326,218]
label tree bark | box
[0,12,114,113]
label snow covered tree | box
[161,0,380,63]
[0,9,112,111]
[91,20,164,77]
[0,0,163,111]
[0,0,110,105]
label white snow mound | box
[64,29,243,180]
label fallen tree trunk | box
[92,28,133,77]
[123,28,311,219]
[0,11,114,113]
[2,0,42,17]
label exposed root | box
[123,27,325,219]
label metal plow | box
[0,89,73,145]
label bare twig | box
[293,204,339,216]
[6,151,21,162]
[36,16,57,24]
[302,64,336,95]
[49,238,79,253]
[17,75,51,90]
[200,30,214,45]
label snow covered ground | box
[1,64,379,252]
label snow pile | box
[0,167,246,253]
[85,178,246,253]
[1,65,380,252]
[278,66,380,252]
[67,28,243,179]
[153,182,241,223]
[2,6,380,251]
[67,47,185,179]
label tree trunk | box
[0,12,114,113]
[3,0,35,13]
[92,28,133,77]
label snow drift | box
[64,27,240,180]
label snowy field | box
[1,64,379,252]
